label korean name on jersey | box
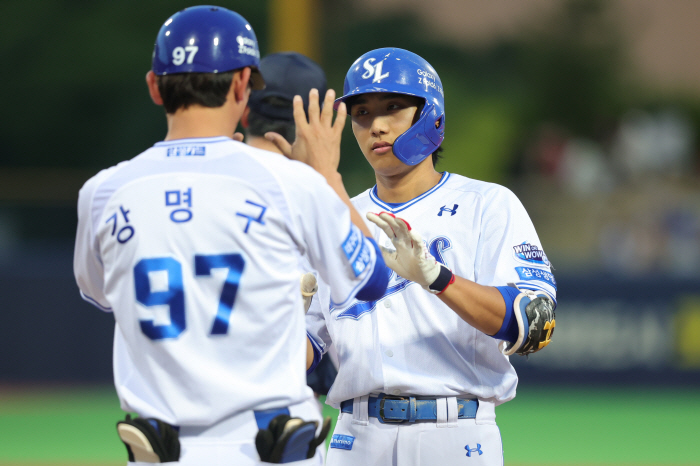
[73,137,380,426]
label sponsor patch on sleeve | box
[351,239,371,277]
[330,434,355,450]
[512,242,550,267]
[341,227,362,260]
[515,266,557,289]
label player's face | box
[349,93,422,177]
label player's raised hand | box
[267,89,346,177]
[268,88,373,237]
[366,212,442,288]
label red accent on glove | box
[377,211,412,230]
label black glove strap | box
[428,266,454,294]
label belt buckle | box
[379,395,406,423]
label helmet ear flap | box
[426,110,445,146]
[392,103,444,165]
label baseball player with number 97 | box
[73,6,393,465]
[301,48,557,465]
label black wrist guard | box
[428,265,455,294]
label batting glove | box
[300,272,318,313]
[366,212,454,294]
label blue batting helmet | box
[335,48,445,166]
[152,5,265,90]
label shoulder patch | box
[515,266,556,289]
[342,227,362,260]
[512,242,550,267]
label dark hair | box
[157,71,235,114]
[432,146,443,166]
[247,111,296,143]
[246,96,296,143]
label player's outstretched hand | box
[366,212,441,288]
[266,89,346,177]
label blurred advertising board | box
[512,275,700,386]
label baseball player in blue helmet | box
[74,7,391,465]
[305,48,557,465]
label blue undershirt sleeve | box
[354,237,390,302]
[306,333,323,375]
[492,286,522,342]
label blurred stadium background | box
[1,0,699,464]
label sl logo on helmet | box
[361,58,389,83]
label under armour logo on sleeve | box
[438,204,458,216]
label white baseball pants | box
[325,397,503,466]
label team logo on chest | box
[438,204,458,216]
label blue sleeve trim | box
[354,237,390,302]
[492,286,520,342]
[306,333,323,375]
[80,291,113,312]
[515,283,557,308]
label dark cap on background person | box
[248,52,328,121]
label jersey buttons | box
[383,299,392,308]
[385,349,393,357]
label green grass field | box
[0,386,698,465]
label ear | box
[232,67,252,104]
[146,71,163,106]
[241,106,250,128]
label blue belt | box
[340,395,478,424]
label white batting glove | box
[366,212,453,294]
[300,272,318,313]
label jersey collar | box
[154,136,232,147]
[369,172,451,213]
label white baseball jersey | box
[73,136,381,427]
[306,172,557,408]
